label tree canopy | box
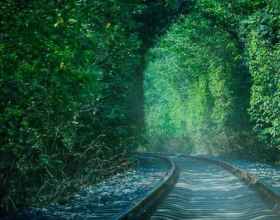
[1,0,280,215]
[144,0,280,158]
[0,0,191,214]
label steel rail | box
[150,154,279,219]
[110,153,179,220]
[138,152,280,211]
[145,152,280,216]
[112,152,280,219]
[193,156,280,216]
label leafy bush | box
[144,13,252,155]
[0,0,144,214]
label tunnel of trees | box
[0,0,280,214]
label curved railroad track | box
[114,153,280,219]
[3,153,280,219]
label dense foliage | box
[0,0,191,215]
[144,0,280,159]
[0,0,142,214]
[1,0,280,215]
[145,14,252,154]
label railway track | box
[114,153,280,219]
[3,153,280,219]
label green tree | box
[144,11,252,155]
[0,0,145,213]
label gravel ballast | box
[205,156,280,194]
[2,155,167,220]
